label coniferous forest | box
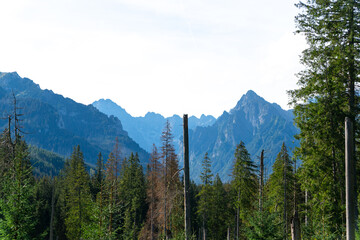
[1,0,360,239]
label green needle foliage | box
[231,141,258,238]
[0,139,36,240]
[266,143,295,238]
[61,146,93,240]
[246,200,282,240]
[289,0,360,237]
[119,153,147,240]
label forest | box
[1,0,360,239]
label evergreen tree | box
[119,153,147,239]
[90,152,107,239]
[197,152,213,239]
[0,105,37,239]
[90,152,104,199]
[208,174,232,240]
[0,138,36,240]
[231,141,257,240]
[160,120,183,239]
[245,200,282,240]
[62,146,93,240]
[33,176,54,239]
[266,143,295,239]
[289,0,360,236]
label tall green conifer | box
[290,0,360,236]
[266,143,294,239]
[62,146,93,240]
[231,141,257,239]
[120,153,147,239]
[197,152,213,239]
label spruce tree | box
[160,120,182,239]
[266,143,295,239]
[290,0,360,236]
[62,146,93,240]
[197,152,213,239]
[119,153,147,239]
[0,138,36,240]
[208,174,232,240]
[231,141,257,239]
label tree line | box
[0,111,356,240]
[0,110,298,239]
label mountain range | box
[92,99,216,152]
[0,71,298,182]
[187,90,298,181]
[93,90,299,182]
[0,72,149,166]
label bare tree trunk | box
[291,210,301,240]
[345,117,355,240]
[183,114,191,239]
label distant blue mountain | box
[186,90,299,182]
[92,99,216,152]
[93,91,298,182]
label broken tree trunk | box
[183,114,191,239]
[345,117,355,240]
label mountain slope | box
[188,90,298,182]
[92,99,216,152]
[0,72,149,165]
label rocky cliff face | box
[188,90,298,182]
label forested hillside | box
[0,72,149,166]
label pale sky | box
[0,0,306,118]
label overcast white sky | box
[0,0,305,118]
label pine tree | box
[266,143,295,239]
[245,200,282,240]
[0,138,36,240]
[159,120,182,239]
[289,0,360,236]
[208,174,232,240]
[231,141,257,240]
[62,146,93,240]
[104,139,122,238]
[119,153,147,239]
[90,152,107,239]
[33,176,54,239]
[197,152,213,239]
[0,105,37,240]
[90,152,104,199]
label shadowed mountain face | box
[0,72,149,166]
[187,90,298,182]
[92,99,216,152]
